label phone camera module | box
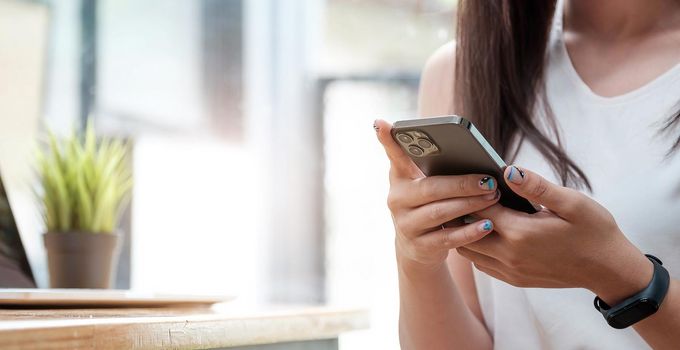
[417,139,433,149]
[408,145,424,156]
[396,133,413,144]
[395,130,439,156]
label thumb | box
[503,165,581,219]
[374,119,422,179]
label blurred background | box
[0,0,455,348]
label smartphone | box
[391,115,537,214]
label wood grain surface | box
[0,304,369,350]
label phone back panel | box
[392,116,536,214]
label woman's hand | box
[374,119,500,268]
[458,165,653,304]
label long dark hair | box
[454,0,679,190]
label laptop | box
[0,172,233,307]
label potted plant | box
[36,124,132,289]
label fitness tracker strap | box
[594,254,670,329]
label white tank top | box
[472,3,680,350]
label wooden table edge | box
[0,306,370,350]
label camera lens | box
[397,133,413,144]
[417,139,433,149]
[408,145,424,156]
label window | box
[8,0,456,348]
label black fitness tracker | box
[593,254,670,329]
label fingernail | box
[373,120,379,132]
[483,190,499,201]
[477,219,493,232]
[507,165,525,185]
[479,176,496,191]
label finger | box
[456,246,505,271]
[457,247,517,284]
[473,203,526,231]
[395,174,498,207]
[503,165,582,219]
[399,192,500,234]
[374,119,422,179]
[415,219,494,250]
[462,232,506,258]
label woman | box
[375,0,680,349]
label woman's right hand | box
[375,119,501,268]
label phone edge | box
[392,115,505,168]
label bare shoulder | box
[417,42,456,117]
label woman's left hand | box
[458,165,654,305]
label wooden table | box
[0,304,369,350]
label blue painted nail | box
[507,166,525,185]
[479,176,496,191]
[478,220,493,232]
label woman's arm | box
[589,253,680,349]
[394,42,492,350]
[633,280,680,349]
[447,247,486,324]
[557,228,680,349]
[398,254,491,350]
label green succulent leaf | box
[35,120,132,234]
